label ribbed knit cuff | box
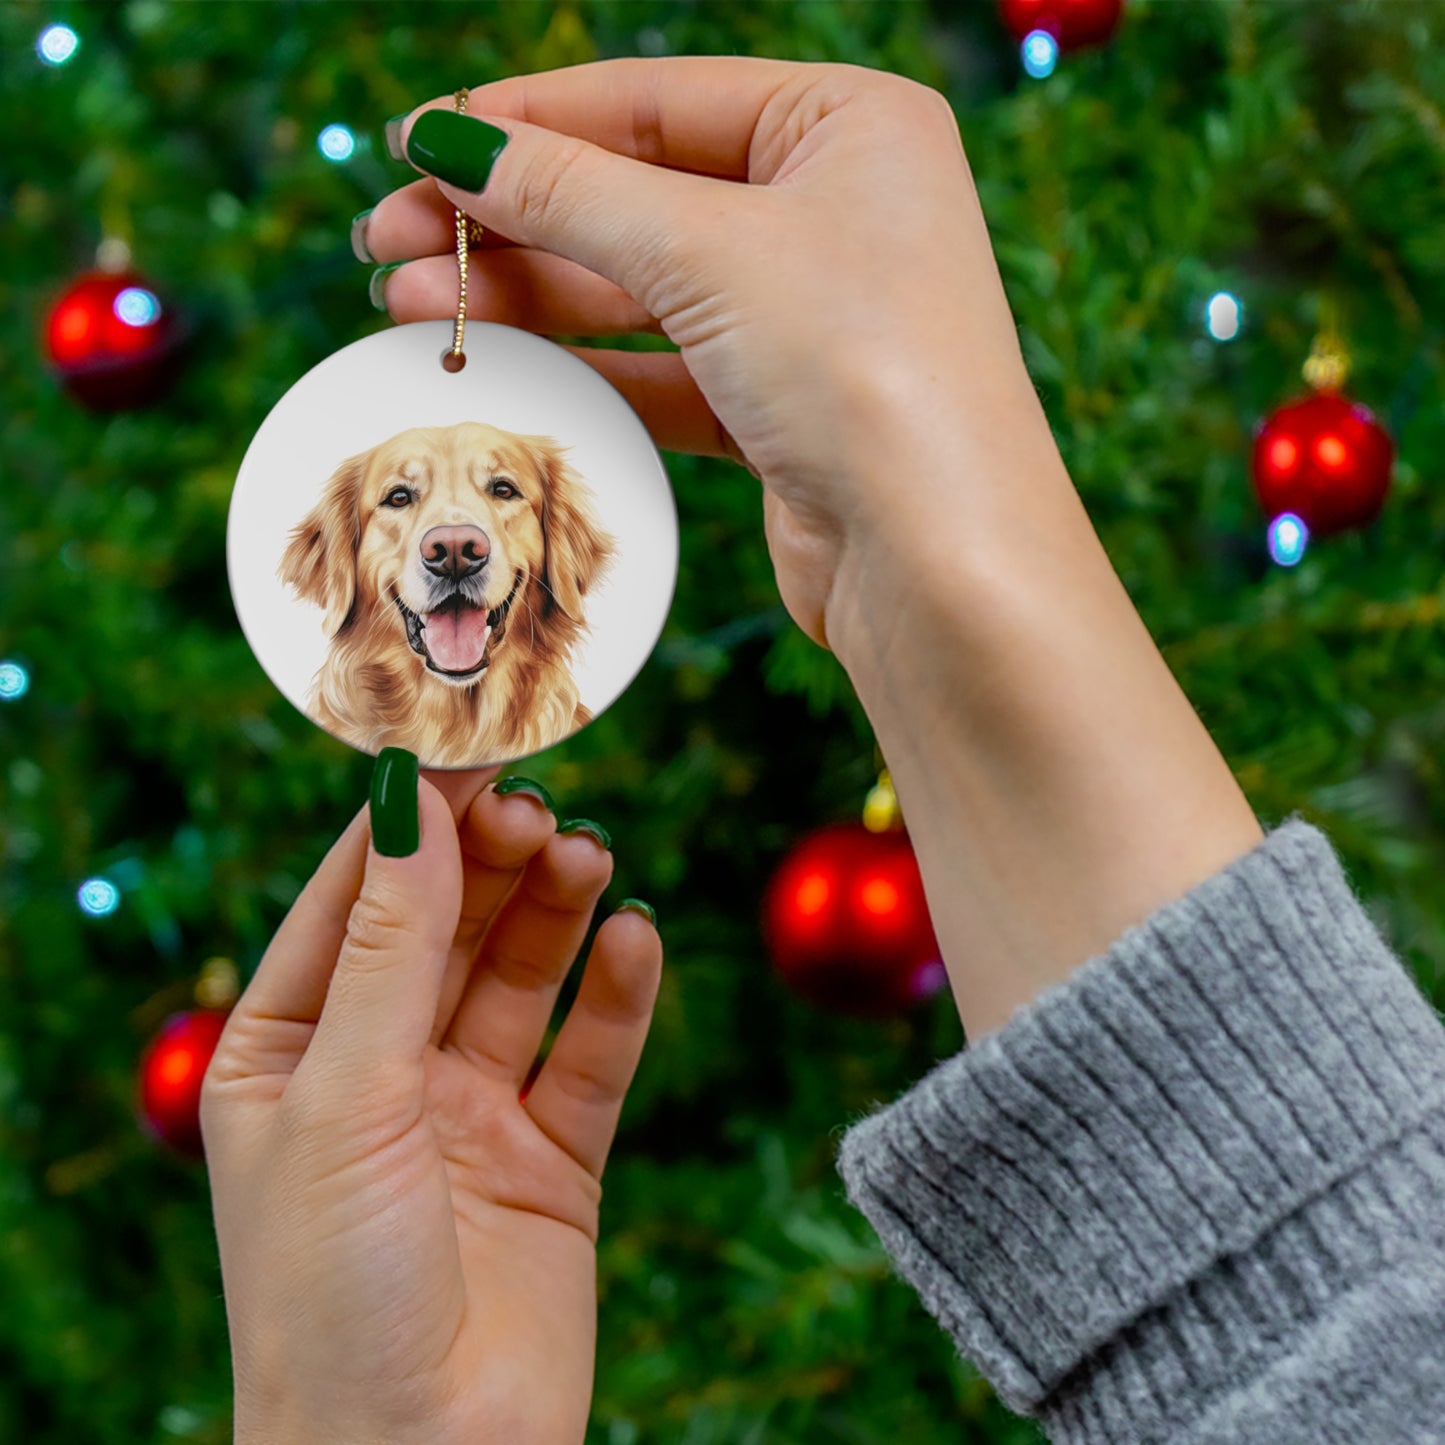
[835,816,1445,1436]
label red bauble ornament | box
[998,0,1124,49]
[1251,392,1394,538]
[44,268,185,410]
[137,1009,230,1158]
[763,822,945,1018]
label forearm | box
[826,388,1263,1040]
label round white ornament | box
[227,318,678,769]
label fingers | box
[299,779,464,1087]
[360,176,521,258]
[396,107,751,310]
[427,55,807,181]
[559,347,742,461]
[439,828,614,1086]
[524,908,663,1182]
[207,804,371,1086]
[419,765,503,825]
[376,245,662,336]
[429,783,558,1049]
[212,771,491,1081]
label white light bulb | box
[38,24,79,66]
[1205,291,1242,342]
[318,124,357,162]
[1022,30,1059,80]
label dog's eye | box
[380,487,413,508]
[490,479,520,500]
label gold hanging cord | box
[443,88,488,372]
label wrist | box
[824,376,1079,679]
[824,422,1262,1039]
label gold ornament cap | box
[863,768,902,833]
[194,956,240,1010]
[1302,295,1350,392]
[1302,333,1350,393]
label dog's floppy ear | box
[535,440,617,622]
[277,450,367,637]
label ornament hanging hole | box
[440,349,467,374]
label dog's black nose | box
[420,525,490,580]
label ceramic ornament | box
[228,318,677,769]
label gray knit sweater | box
[835,816,1445,1443]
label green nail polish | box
[558,818,611,851]
[617,898,656,926]
[369,261,403,311]
[350,208,375,264]
[405,110,510,193]
[493,775,556,812]
[370,747,419,857]
[384,113,409,162]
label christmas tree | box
[2,3,1443,1441]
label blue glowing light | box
[1267,512,1309,567]
[318,124,356,162]
[1206,291,1243,341]
[78,878,121,917]
[0,660,29,701]
[0,661,29,700]
[38,24,79,66]
[1022,30,1059,79]
[114,287,161,328]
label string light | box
[37,24,79,66]
[78,878,121,917]
[909,959,948,1000]
[318,124,356,162]
[1205,291,1243,341]
[114,287,162,328]
[1022,30,1060,78]
[0,660,29,701]
[1268,512,1309,568]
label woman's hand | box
[361,60,1263,1042]
[201,763,661,1445]
[361,56,1062,659]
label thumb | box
[398,106,739,316]
[303,750,462,1089]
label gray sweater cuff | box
[835,816,1445,1433]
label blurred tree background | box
[2,1,1444,1442]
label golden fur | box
[278,421,615,767]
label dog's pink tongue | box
[424,607,490,673]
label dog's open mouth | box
[396,569,523,679]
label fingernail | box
[617,898,656,926]
[405,110,510,193]
[384,113,409,162]
[350,207,375,264]
[369,261,404,312]
[371,747,420,857]
[493,775,556,813]
[558,818,611,851]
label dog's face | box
[279,421,611,688]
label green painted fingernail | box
[493,775,556,813]
[405,110,510,192]
[384,113,409,162]
[369,261,403,311]
[617,898,656,926]
[370,747,419,857]
[558,818,611,851]
[350,208,375,264]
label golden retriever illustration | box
[278,421,616,767]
